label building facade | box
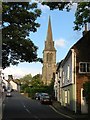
[54,30,90,113]
[42,17,56,85]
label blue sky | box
[3,3,83,79]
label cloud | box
[71,3,77,11]
[2,63,42,80]
[38,3,50,12]
[55,38,66,48]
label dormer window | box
[79,62,90,73]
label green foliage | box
[20,73,42,92]
[20,74,32,81]
[42,2,71,11]
[20,73,54,99]
[2,2,42,69]
[31,74,43,87]
[20,84,28,92]
[74,2,90,30]
[19,74,32,87]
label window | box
[67,65,70,80]
[65,90,68,104]
[67,90,70,104]
[48,64,51,67]
[79,62,90,73]
[87,63,90,72]
[64,90,70,104]
[47,53,53,62]
[62,71,64,83]
[59,70,62,78]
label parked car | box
[34,92,41,100]
[6,92,12,97]
[40,93,52,104]
[7,89,11,92]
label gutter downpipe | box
[74,50,77,113]
[71,49,77,113]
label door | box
[81,88,88,113]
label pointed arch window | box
[47,53,53,62]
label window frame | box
[79,62,90,73]
[67,65,70,81]
[65,90,68,104]
[62,71,65,84]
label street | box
[2,91,73,120]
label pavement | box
[51,100,88,120]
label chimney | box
[83,23,88,36]
[8,75,13,81]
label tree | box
[42,2,90,30]
[31,74,43,87]
[19,74,32,93]
[2,2,42,69]
[20,74,32,85]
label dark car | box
[40,93,52,104]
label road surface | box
[2,91,73,120]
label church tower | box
[42,16,56,85]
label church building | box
[42,17,56,85]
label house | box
[8,75,20,92]
[54,30,90,113]
[2,78,9,91]
[9,80,20,92]
[54,61,63,102]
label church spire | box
[44,16,55,51]
[46,16,53,42]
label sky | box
[2,3,84,80]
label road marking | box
[49,105,74,120]
[21,102,31,113]
[25,107,40,120]
[21,102,25,108]
[25,108,31,113]
[23,105,26,108]
[34,115,41,120]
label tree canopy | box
[42,2,90,30]
[31,74,43,87]
[2,2,90,69]
[20,73,32,85]
[2,2,42,69]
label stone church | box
[42,17,56,85]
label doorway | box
[81,88,88,113]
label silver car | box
[6,92,12,97]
